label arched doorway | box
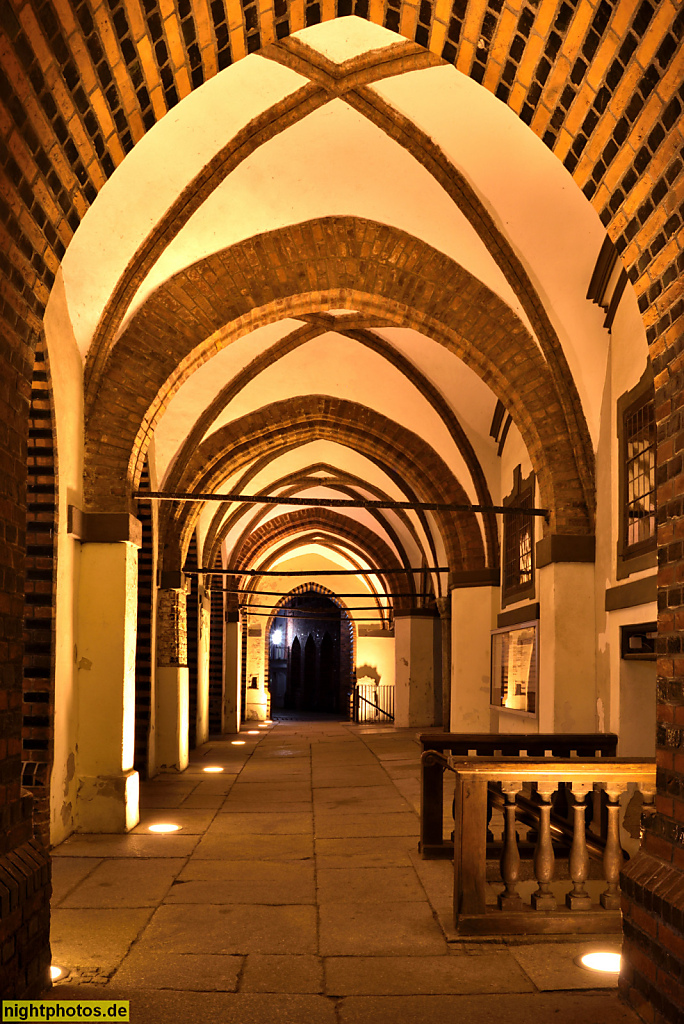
[270,590,351,715]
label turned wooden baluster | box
[532,782,557,910]
[601,783,627,910]
[566,782,592,910]
[498,782,523,910]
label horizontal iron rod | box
[242,611,386,620]
[188,567,448,575]
[221,590,434,598]
[137,490,548,517]
[241,603,392,611]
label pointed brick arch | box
[228,507,416,613]
[162,393,485,575]
[83,217,593,539]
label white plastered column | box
[450,586,496,732]
[76,541,140,832]
[156,584,189,770]
[394,611,439,728]
[223,613,242,733]
[537,559,596,732]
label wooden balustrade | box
[450,758,655,935]
[418,732,618,859]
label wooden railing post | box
[531,782,557,910]
[600,783,626,910]
[454,773,487,921]
[420,751,446,854]
[566,782,592,910]
[498,782,523,910]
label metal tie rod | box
[242,611,385,620]
[189,567,449,576]
[221,590,434,597]
[240,603,393,611]
[137,490,549,517]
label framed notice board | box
[490,620,538,716]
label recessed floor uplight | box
[231,740,246,745]
[258,723,269,728]
[50,966,62,980]
[203,766,224,773]
[246,730,259,734]
[148,823,181,833]
[576,952,621,973]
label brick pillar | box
[394,609,439,728]
[76,541,140,832]
[156,584,189,770]
[620,326,684,1024]
[223,612,241,733]
[0,333,51,996]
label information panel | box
[490,620,538,715]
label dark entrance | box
[268,591,351,714]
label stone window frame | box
[501,465,536,608]
[616,367,656,581]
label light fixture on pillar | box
[203,766,224,773]
[148,823,182,833]
[50,966,63,980]
[575,951,621,973]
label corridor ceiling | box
[37,14,656,610]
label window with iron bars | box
[502,467,536,606]
[623,391,656,557]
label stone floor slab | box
[336,992,639,1024]
[51,858,101,906]
[46,988,337,1024]
[319,901,448,955]
[192,833,314,861]
[240,954,323,993]
[207,811,313,835]
[132,808,218,834]
[313,786,411,814]
[52,834,200,858]
[59,858,186,908]
[314,811,418,839]
[508,941,622,990]
[113,950,242,990]
[312,767,388,788]
[325,953,534,995]
[50,908,155,972]
[137,903,318,954]
[317,867,426,903]
[315,837,416,868]
[166,859,315,904]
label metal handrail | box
[351,689,395,722]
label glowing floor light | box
[246,730,259,735]
[231,740,246,745]
[50,966,62,980]
[148,823,181,833]
[203,766,224,773]
[576,951,621,973]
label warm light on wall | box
[50,966,62,980]
[576,952,621,973]
[148,823,181,833]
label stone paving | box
[46,716,638,1022]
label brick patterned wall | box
[0,275,49,993]
[156,589,187,668]
[21,336,56,844]
[133,459,153,779]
